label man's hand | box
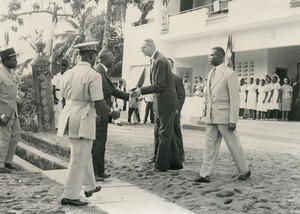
[228,122,236,132]
[131,88,141,98]
[54,98,59,105]
[110,110,121,119]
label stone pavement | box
[8,118,300,213]
[14,147,195,214]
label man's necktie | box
[210,68,216,86]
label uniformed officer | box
[57,41,115,206]
[0,47,21,173]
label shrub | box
[18,74,39,132]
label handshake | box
[130,88,141,98]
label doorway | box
[276,67,288,85]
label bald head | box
[98,49,115,68]
[141,38,156,57]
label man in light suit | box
[194,47,251,183]
[93,49,130,181]
[133,38,177,172]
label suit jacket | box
[140,51,177,115]
[172,73,185,112]
[205,63,240,124]
[94,63,130,122]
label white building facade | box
[122,0,300,124]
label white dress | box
[256,85,268,112]
[239,84,247,108]
[272,82,281,109]
[246,83,257,110]
[266,83,274,110]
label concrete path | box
[14,150,194,214]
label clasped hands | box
[130,88,141,98]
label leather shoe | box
[5,163,16,170]
[169,164,183,170]
[61,198,87,206]
[152,167,167,172]
[193,174,210,183]
[98,173,110,179]
[84,186,101,198]
[95,175,105,182]
[0,167,11,173]
[237,170,251,181]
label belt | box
[65,100,95,119]
[65,100,94,107]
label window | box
[236,61,255,83]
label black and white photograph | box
[0,0,300,213]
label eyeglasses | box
[141,45,149,50]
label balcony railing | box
[290,0,300,8]
[169,0,230,19]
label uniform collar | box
[0,64,14,80]
[77,61,92,67]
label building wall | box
[122,0,300,88]
[268,47,300,79]
[235,49,268,81]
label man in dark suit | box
[168,58,186,164]
[93,49,130,181]
[194,47,250,183]
[133,38,177,172]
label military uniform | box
[57,42,102,200]
[0,48,20,171]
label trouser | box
[153,111,175,171]
[63,138,96,199]
[0,113,21,167]
[92,122,108,175]
[53,101,62,129]
[172,112,184,161]
[128,107,140,123]
[199,124,249,177]
[144,102,154,123]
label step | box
[16,141,68,170]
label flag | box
[225,34,235,69]
[163,0,170,8]
[162,0,170,27]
